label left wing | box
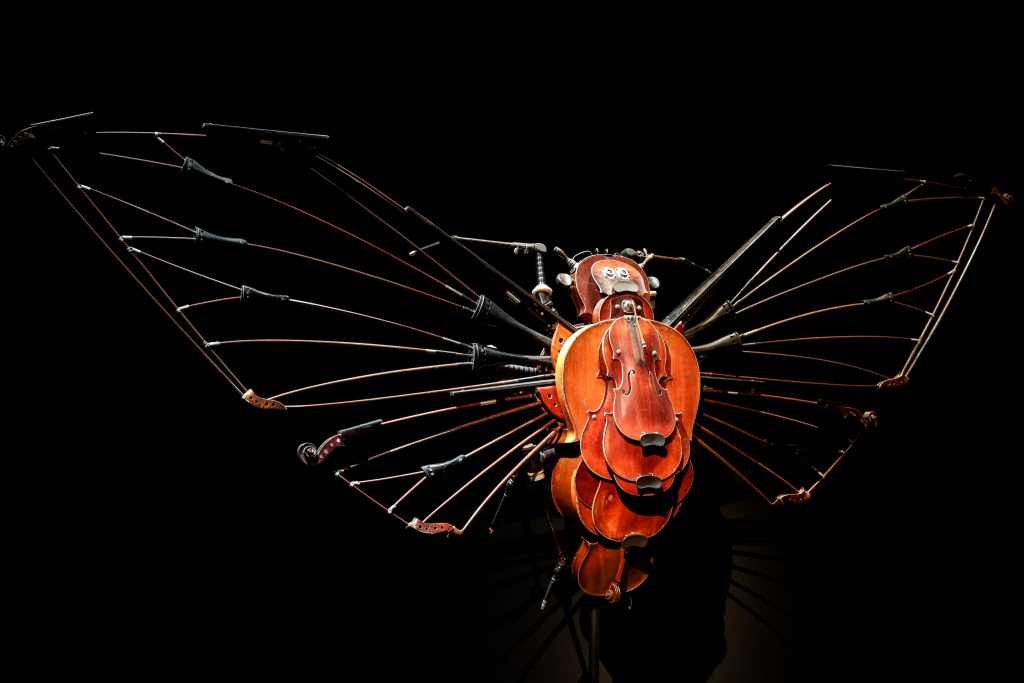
[8,113,570,536]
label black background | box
[3,8,1019,681]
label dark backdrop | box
[3,9,1018,682]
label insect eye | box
[600,267,615,278]
[616,268,630,279]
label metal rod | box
[80,185,194,233]
[700,370,876,389]
[701,413,771,445]
[699,423,799,491]
[287,298,470,347]
[250,243,467,309]
[404,206,576,330]
[96,130,207,137]
[344,406,544,471]
[734,253,885,316]
[701,398,819,430]
[311,166,479,301]
[696,437,776,505]
[206,338,470,357]
[734,181,925,309]
[283,376,551,409]
[268,362,473,401]
[740,350,889,380]
[381,395,532,426]
[457,431,556,533]
[232,180,474,302]
[661,214,782,329]
[97,151,180,169]
[33,158,243,394]
[904,201,993,377]
[743,334,915,346]
[422,422,554,523]
[730,198,831,309]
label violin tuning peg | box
[648,276,660,290]
[553,247,578,269]
[556,273,573,287]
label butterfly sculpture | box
[3,111,1013,680]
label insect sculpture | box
[4,112,1012,610]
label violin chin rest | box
[622,533,650,549]
[635,474,664,495]
[639,432,666,449]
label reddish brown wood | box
[601,419,686,486]
[572,538,650,600]
[555,320,613,443]
[551,254,702,601]
[592,478,676,543]
[535,384,566,420]
[603,316,677,441]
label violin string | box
[344,404,545,472]
[732,180,928,310]
[128,247,239,291]
[457,431,557,533]
[118,245,474,349]
[422,421,554,523]
[740,334,915,346]
[316,153,406,213]
[311,165,479,301]
[89,148,477,304]
[248,243,468,309]
[323,178,566,363]
[700,370,878,389]
[912,222,973,251]
[378,395,533,426]
[154,135,186,163]
[738,350,890,380]
[902,200,994,378]
[352,413,551,516]
[95,130,208,137]
[83,183,469,310]
[80,185,194,233]
[384,475,429,514]
[334,471,411,524]
[177,296,238,311]
[43,151,246,393]
[206,338,471,358]
[695,437,777,505]
[268,362,475,401]
[697,423,799,491]
[737,260,950,329]
[729,178,950,319]
[97,151,180,169]
[732,253,888,316]
[701,413,771,446]
[231,180,477,304]
[727,198,831,310]
[701,398,819,430]
[282,375,553,409]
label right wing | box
[662,165,1012,506]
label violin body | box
[552,254,700,599]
